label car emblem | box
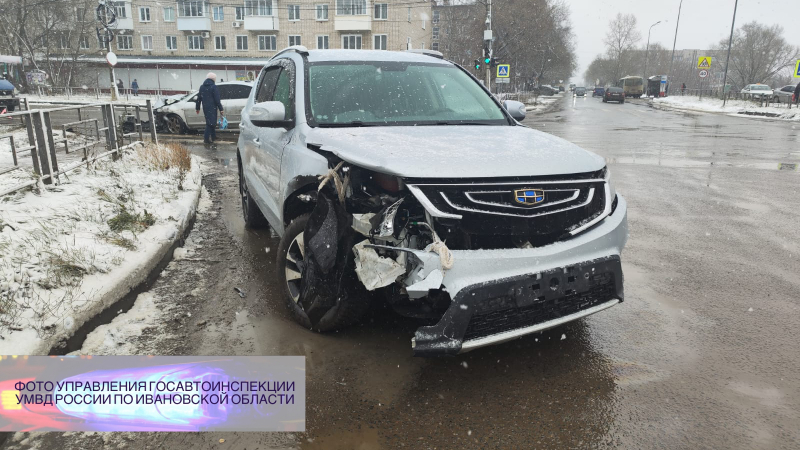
[514,189,545,205]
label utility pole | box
[97,0,118,100]
[721,0,739,107]
[643,21,662,96]
[668,0,684,92]
[484,0,492,88]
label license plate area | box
[510,263,615,309]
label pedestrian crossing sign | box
[697,56,712,69]
[497,64,510,78]
[794,60,800,78]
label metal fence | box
[23,86,192,102]
[669,89,796,108]
[0,100,158,197]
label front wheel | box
[165,114,186,134]
[238,156,268,229]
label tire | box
[276,214,372,332]
[165,114,186,134]
[620,99,625,104]
[6,104,14,112]
[237,155,268,229]
[602,98,607,103]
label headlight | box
[604,167,616,202]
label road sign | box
[106,52,118,67]
[794,60,800,78]
[495,78,510,84]
[697,56,712,69]
[496,64,510,78]
[699,69,708,78]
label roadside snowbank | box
[525,94,563,114]
[652,96,800,121]
[0,143,201,355]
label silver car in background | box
[156,81,253,133]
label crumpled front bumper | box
[412,194,629,356]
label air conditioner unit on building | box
[232,21,241,27]
[201,32,210,38]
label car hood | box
[305,125,606,179]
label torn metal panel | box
[352,240,406,291]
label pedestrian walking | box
[794,83,800,105]
[131,79,139,96]
[681,83,686,95]
[195,72,224,144]
[116,79,124,95]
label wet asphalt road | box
[7,96,800,449]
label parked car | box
[558,85,565,92]
[237,48,627,356]
[569,83,576,91]
[603,87,625,103]
[539,85,558,96]
[592,87,605,97]
[0,79,20,112]
[156,81,253,133]
[772,85,796,103]
[740,84,773,99]
[574,87,586,97]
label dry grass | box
[108,207,155,233]
[137,142,192,189]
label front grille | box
[407,171,608,247]
[463,273,616,341]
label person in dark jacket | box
[131,79,139,96]
[195,73,224,144]
[794,83,800,105]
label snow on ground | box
[652,96,800,121]
[0,143,201,355]
[21,93,158,106]
[525,94,563,113]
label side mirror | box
[250,101,292,128]
[503,100,526,121]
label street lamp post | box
[668,0,684,93]
[643,21,662,97]
[721,0,739,107]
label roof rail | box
[271,45,309,60]
[405,49,444,59]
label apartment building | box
[76,0,432,92]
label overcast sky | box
[567,0,800,83]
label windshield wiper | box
[430,121,495,126]
[317,121,376,128]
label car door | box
[184,93,205,128]
[224,84,252,127]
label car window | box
[273,68,294,120]
[255,67,281,104]
[217,85,232,100]
[229,84,252,99]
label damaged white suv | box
[237,47,628,356]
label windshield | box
[753,85,769,90]
[307,61,507,126]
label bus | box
[618,76,644,98]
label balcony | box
[115,17,134,30]
[177,16,212,31]
[243,15,279,31]
[334,15,371,31]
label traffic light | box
[483,46,491,65]
[491,57,500,68]
[474,59,481,70]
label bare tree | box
[714,22,799,89]
[603,13,641,82]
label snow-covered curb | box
[0,149,202,356]
[525,94,563,114]
[650,97,800,121]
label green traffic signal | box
[484,57,491,64]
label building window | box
[79,35,90,49]
[235,6,245,20]
[212,6,224,20]
[421,42,425,49]
[236,35,248,50]
[433,27,439,40]
[406,37,411,50]
[407,7,410,22]
[315,4,328,20]
[215,35,226,50]
[342,34,361,49]
[422,18,426,29]
[58,35,69,49]
[166,35,178,50]
[288,4,300,21]
[188,35,204,50]
[258,35,276,50]
[245,0,272,16]
[431,42,439,51]
[316,35,329,49]
[139,7,151,22]
[179,1,206,17]
[373,34,386,50]
[117,35,133,50]
[337,0,366,15]
[76,7,85,21]
[289,35,301,46]
[374,3,387,19]
[433,10,439,23]
[141,35,153,50]
[110,1,127,19]
[164,7,175,21]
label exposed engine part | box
[353,240,406,291]
[378,198,404,237]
